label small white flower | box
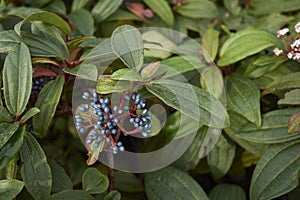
[287,52,293,59]
[273,48,283,56]
[277,28,289,37]
[291,39,300,48]
[294,52,300,60]
[295,22,300,33]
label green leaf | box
[114,171,144,193]
[145,166,209,200]
[92,0,123,22]
[278,89,300,105]
[69,9,94,36]
[175,0,218,19]
[250,0,300,16]
[33,75,65,138]
[200,67,224,99]
[0,126,24,171]
[223,0,241,15]
[0,179,24,200]
[3,43,32,116]
[226,73,261,126]
[173,126,208,171]
[82,167,109,194]
[268,72,300,89]
[288,111,300,135]
[218,29,280,66]
[209,183,246,200]
[71,0,90,11]
[86,137,105,166]
[147,79,229,128]
[142,30,177,59]
[237,108,300,144]
[0,107,13,123]
[104,190,121,200]
[64,63,98,81]
[250,140,300,200]
[202,28,219,60]
[0,30,21,53]
[224,111,268,156]
[22,32,69,59]
[159,56,205,79]
[142,0,174,27]
[111,68,146,82]
[20,132,52,200]
[48,159,73,193]
[111,25,144,71]
[20,107,40,123]
[14,11,71,35]
[48,190,94,200]
[207,134,236,179]
[0,122,19,149]
[96,77,134,94]
[43,0,66,15]
[141,62,161,79]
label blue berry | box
[123,106,129,111]
[79,127,86,134]
[119,146,125,151]
[112,129,117,134]
[104,107,110,114]
[86,139,92,144]
[117,141,122,146]
[94,142,100,148]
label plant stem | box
[108,151,115,192]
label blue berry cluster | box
[129,94,152,137]
[75,90,152,154]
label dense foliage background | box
[1,0,300,199]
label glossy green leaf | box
[145,166,209,200]
[104,190,121,200]
[147,79,229,128]
[92,0,123,22]
[33,76,65,138]
[14,11,71,35]
[63,64,98,81]
[237,108,300,143]
[278,89,300,105]
[114,171,144,193]
[71,0,90,11]
[200,67,224,99]
[20,107,40,123]
[175,0,218,19]
[207,134,236,179]
[20,132,52,200]
[173,126,208,171]
[48,190,94,200]
[224,111,268,156]
[111,25,144,71]
[96,77,134,94]
[43,0,66,15]
[142,0,174,26]
[223,0,241,15]
[288,111,300,135]
[0,107,13,123]
[3,43,32,116]
[250,140,300,200]
[226,73,261,126]
[202,28,219,60]
[209,183,246,200]
[250,0,300,16]
[218,29,280,66]
[0,122,19,149]
[22,32,69,59]
[86,137,105,166]
[48,159,73,193]
[0,179,24,200]
[82,167,109,194]
[111,68,145,82]
[159,56,204,79]
[244,55,284,79]
[69,9,94,36]
[0,126,24,171]
[0,30,21,53]
[141,61,161,79]
[268,72,300,89]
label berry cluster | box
[273,22,300,62]
[75,90,152,154]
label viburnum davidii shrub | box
[0,1,300,200]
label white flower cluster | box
[273,22,300,61]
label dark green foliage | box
[0,1,300,199]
